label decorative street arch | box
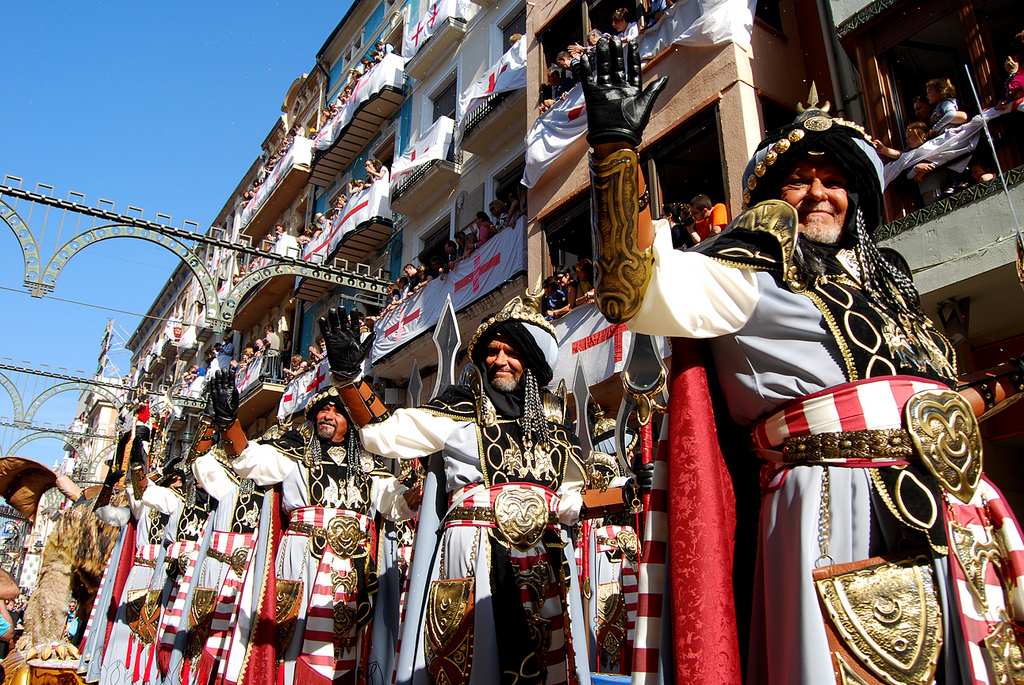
[22,381,125,426]
[0,373,25,425]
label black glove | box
[580,38,668,148]
[634,460,655,492]
[319,307,375,380]
[205,369,239,426]
[129,434,148,471]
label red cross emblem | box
[385,307,421,341]
[486,64,509,94]
[305,367,328,393]
[571,323,628,363]
[568,105,586,121]
[426,3,440,29]
[411,21,425,46]
[455,253,501,295]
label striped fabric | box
[155,540,201,674]
[446,482,561,526]
[752,376,948,452]
[201,530,256,684]
[630,434,668,685]
[944,478,1024,685]
[288,507,373,685]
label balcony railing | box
[392,142,463,208]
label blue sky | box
[0,2,350,467]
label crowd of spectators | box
[315,41,397,135]
[241,124,307,205]
[542,260,596,321]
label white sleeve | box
[370,473,415,522]
[629,220,761,338]
[556,452,588,525]
[360,409,467,460]
[231,441,298,487]
[193,453,235,502]
[142,485,180,515]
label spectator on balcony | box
[264,325,282,354]
[347,178,366,196]
[574,259,595,305]
[291,123,305,139]
[555,265,579,316]
[557,51,580,91]
[509,33,523,47]
[428,255,447,280]
[365,158,388,184]
[309,336,327,364]
[897,121,955,205]
[1003,35,1024,102]
[970,158,997,184]
[489,200,509,230]
[540,65,562,113]
[543,275,568,320]
[474,211,496,245]
[375,40,396,55]
[925,77,961,137]
[506,190,524,226]
[284,354,308,381]
[611,8,639,41]
[688,194,729,243]
[444,239,460,267]
[414,264,430,292]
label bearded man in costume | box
[583,37,1024,685]
[205,369,418,685]
[318,300,636,685]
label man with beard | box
[318,300,635,685]
[205,370,419,685]
[582,38,1024,685]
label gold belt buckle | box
[326,515,362,557]
[904,389,983,504]
[493,488,550,552]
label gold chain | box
[816,468,833,567]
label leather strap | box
[336,379,390,427]
[219,419,248,457]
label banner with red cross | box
[522,85,588,189]
[390,116,455,190]
[314,52,406,152]
[402,0,471,59]
[370,217,527,362]
[455,37,527,136]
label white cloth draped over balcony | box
[302,176,392,262]
[238,137,314,228]
[455,37,527,140]
[277,359,332,421]
[882,99,1024,188]
[637,0,757,57]
[370,217,528,362]
[402,0,472,60]
[549,304,670,388]
[390,116,455,191]
[522,86,587,188]
[313,53,407,152]
[235,354,270,396]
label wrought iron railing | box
[463,91,513,137]
[392,142,463,200]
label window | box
[755,0,784,34]
[501,7,527,49]
[417,217,452,266]
[543,194,590,270]
[649,107,726,218]
[493,161,526,212]
[539,0,588,75]
[432,76,458,121]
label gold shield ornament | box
[494,488,550,552]
[904,389,983,504]
[326,515,363,557]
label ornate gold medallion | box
[517,561,552,608]
[274,578,304,650]
[904,389,983,503]
[615,530,641,565]
[597,582,627,657]
[948,521,1005,608]
[426,578,475,685]
[189,587,218,629]
[326,515,362,557]
[983,612,1024,684]
[815,554,942,685]
[494,488,549,552]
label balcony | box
[176,325,199,360]
[391,144,463,215]
[460,89,526,156]
[237,353,287,426]
[404,18,467,82]
[309,53,406,188]
[239,137,314,242]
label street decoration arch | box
[22,382,125,426]
[0,374,25,425]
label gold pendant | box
[905,389,983,503]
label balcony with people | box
[234,330,288,426]
[309,49,406,187]
[390,116,463,215]
[238,132,314,242]
[457,34,528,155]
[403,0,470,82]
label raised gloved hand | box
[205,369,239,426]
[319,307,375,381]
[580,37,668,148]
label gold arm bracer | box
[590,149,654,324]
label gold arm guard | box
[336,379,391,428]
[590,149,653,324]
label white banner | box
[235,355,267,396]
[522,86,588,188]
[277,359,332,421]
[314,52,407,152]
[403,0,471,59]
[303,177,392,262]
[370,217,528,362]
[882,100,1024,187]
[549,304,671,389]
[637,0,757,57]
[457,38,528,124]
[239,137,314,228]
[391,116,455,190]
